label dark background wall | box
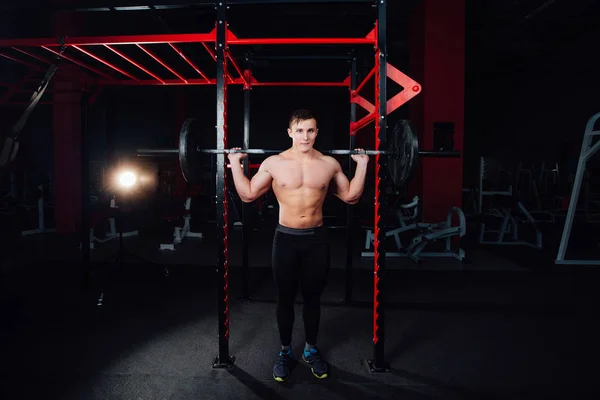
[466,32,600,162]
[464,0,600,163]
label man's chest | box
[271,161,334,190]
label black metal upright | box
[369,0,390,373]
[80,87,91,292]
[214,0,235,369]
[241,74,251,302]
[345,53,357,304]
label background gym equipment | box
[477,157,543,249]
[0,50,63,185]
[137,118,461,187]
[20,184,56,237]
[555,112,600,265]
[362,196,467,263]
[159,196,203,251]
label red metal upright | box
[409,0,464,222]
[52,11,84,234]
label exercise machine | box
[362,196,466,263]
[159,196,203,251]
[477,157,543,249]
[87,197,139,250]
[556,112,600,265]
[20,184,56,236]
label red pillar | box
[409,0,465,222]
[53,11,85,233]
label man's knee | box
[277,290,297,307]
[301,271,329,301]
[301,290,323,308]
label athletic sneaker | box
[302,347,329,379]
[273,349,294,382]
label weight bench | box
[403,206,466,263]
[362,196,467,263]
[478,196,542,249]
[87,197,139,250]
[160,196,203,251]
[20,184,56,236]
[477,156,543,249]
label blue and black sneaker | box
[302,347,329,379]
[273,349,294,382]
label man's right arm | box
[229,156,274,203]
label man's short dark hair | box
[289,109,318,128]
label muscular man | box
[227,109,369,382]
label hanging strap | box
[0,37,66,169]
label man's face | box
[287,118,318,153]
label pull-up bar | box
[0,32,376,47]
[0,28,376,87]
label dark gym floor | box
[0,221,592,399]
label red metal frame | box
[0,24,419,118]
[225,50,248,87]
[0,27,376,88]
[0,33,217,47]
[73,44,142,82]
[168,43,211,82]
[1,12,421,367]
[385,62,421,114]
[42,46,113,80]
[349,62,422,136]
[202,42,217,62]
[11,47,52,65]
[104,44,164,83]
[136,44,188,83]
[0,51,46,71]
[228,37,375,45]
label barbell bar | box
[138,148,459,157]
[138,148,458,157]
[136,118,461,187]
[190,148,459,157]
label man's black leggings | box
[272,224,330,347]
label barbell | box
[137,118,460,187]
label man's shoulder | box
[261,154,283,169]
[265,154,283,163]
[319,154,341,168]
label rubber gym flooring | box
[0,221,591,399]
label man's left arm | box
[331,156,368,204]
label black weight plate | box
[179,118,203,184]
[388,119,419,187]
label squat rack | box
[0,0,421,373]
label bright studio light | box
[118,170,137,188]
[107,162,157,197]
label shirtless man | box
[227,109,369,382]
